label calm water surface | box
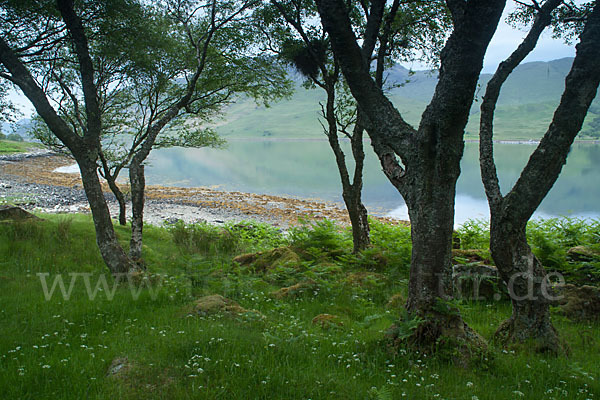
[146,141,600,225]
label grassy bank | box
[0,214,598,399]
[0,140,43,155]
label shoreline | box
[222,137,600,144]
[0,152,403,228]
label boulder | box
[311,313,343,329]
[233,246,302,273]
[163,217,183,225]
[106,357,132,378]
[554,284,600,320]
[567,246,600,262]
[452,264,504,301]
[193,295,247,316]
[232,252,258,265]
[451,249,491,264]
[270,279,318,299]
[0,205,39,221]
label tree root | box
[386,312,489,367]
[494,316,568,356]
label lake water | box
[146,140,600,225]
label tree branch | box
[52,70,87,135]
[0,37,80,150]
[361,0,386,58]
[479,0,562,209]
[56,0,102,146]
[503,1,600,224]
[316,0,416,164]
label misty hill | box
[1,118,33,139]
[216,57,600,140]
[385,57,577,105]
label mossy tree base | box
[494,314,567,356]
[386,312,488,367]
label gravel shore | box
[1,151,378,228]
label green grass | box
[0,140,43,154]
[0,215,599,399]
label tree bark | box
[347,116,370,252]
[479,1,600,353]
[344,185,370,253]
[129,161,145,262]
[317,0,506,353]
[77,156,133,274]
[272,0,372,253]
[105,175,127,226]
[98,151,128,226]
[405,172,457,312]
[323,84,370,253]
[490,218,563,352]
[120,30,209,262]
[478,0,562,352]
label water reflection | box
[147,141,600,225]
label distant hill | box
[215,57,600,140]
[1,118,33,140]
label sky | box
[482,4,576,73]
[7,2,579,120]
[407,3,577,72]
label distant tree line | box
[0,131,23,141]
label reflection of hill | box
[458,143,600,215]
[147,142,600,217]
[215,57,599,140]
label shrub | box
[456,219,490,249]
[288,218,350,256]
[227,221,287,250]
[527,218,600,283]
[55,216,73,242]
[169,221,240,255]
[368,219,412,272]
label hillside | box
[6,58,599,141]
[215,57,600,140]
